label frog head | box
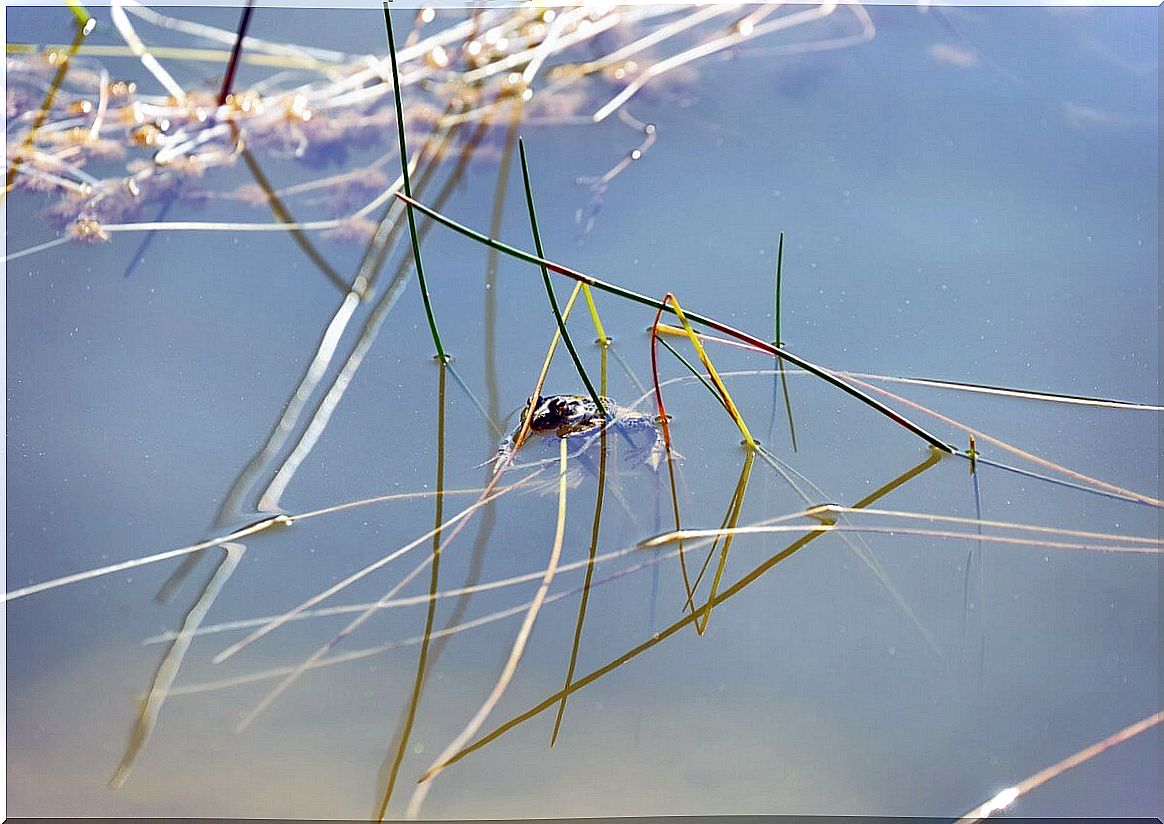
[526,394,595,432]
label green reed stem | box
[383,4,448,363]
[217,0,255,106]
[395,191,953,453]
[769,234,797,448]
[65,0,92,28]
[518,139,606,417]
[773,231,785,346]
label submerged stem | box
[377,361,447,820]
[420,449,944,777]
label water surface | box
[5,3,1159,819]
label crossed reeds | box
[3,4,1162,822]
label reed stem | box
[518,139,607,417]
[65,0,92,29]
[217,0,255,106]
[394,191,953,453]
[384,4,449,363]
[773,231,785,346]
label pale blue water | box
[5,4,1159,819]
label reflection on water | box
[5,2,1160,820]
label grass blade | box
[384,4,448,363]
[773,231,784,345]
[394,191,952,453]
[655,292,755,448]
[518,138,607,417]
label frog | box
[491,393,666,475]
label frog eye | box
[525,396,553,427]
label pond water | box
[4,3,1159,820]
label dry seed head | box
[226,90,262,115]
[66,99,93,116]
[130,123,163,148]
[67,216,110,243]
[177,92,214,123]
[157,153,204,177]
[65,126,91,146]
[182,155,205,177]
[501,72,529,98]
[425,45,450,69]
[12,166,55,193]
[285,93,313,122]
[464,40,490,69]
[548,63,584,81]
[107,80,136,98]
[606,60,638,81]
[120,101,146,126]
[85,137,125,161]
